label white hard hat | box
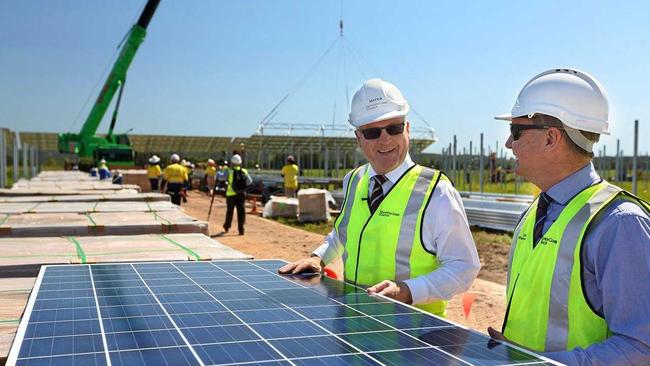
[230,154,242,165]
[148,155,160,164]
[495,68,609,135]
[99,159,106,164]
[207,158,215,165]
[170,153,180,163]
[349,78,410,128]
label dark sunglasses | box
[359,123,405,140]
[509,124,548,140]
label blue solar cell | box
[292,304,363,319]
[140,278,195,287]
[193,340,282,364]
[163,300,226,314]
[370,347,466,365]
[155,292,215,303]
[438,342,540,366]
[292,354,380,365]
[374,313,449,329]
[171,311,242,328]
[348,302,419,316]
[109,347,200,366]
[101,303,167,318]
[269,335,357,358]
[336,292,388,305]
[208,288,263,301]
[250,320,328,339]
[96,294,157,307]
[315,316,393,334]
[36,288,95,299]
[236,308,304,323]
[405,326,491,347]
[102,315,173,333]
[25,319,101,338]
[181,324,259,344]
[18,334,104,358]
[33,297,95,310]
[341,330,429,352]
[16,352,107,366]
[29,307,97,323]
[105,329,185,351]
[219,298,283,311]
[39,281,92,291]
[95,286,151,297]
[199,282,249,292]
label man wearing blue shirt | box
[489,68,650,365]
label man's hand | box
[367,280,413,304]
[278,256,323,275]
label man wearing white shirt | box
[279,78,480,317]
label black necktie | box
[533,192,553,246]
[369,175,387,214]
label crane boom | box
[58,0,160,166]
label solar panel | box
[7,260,560,365]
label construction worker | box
[222,154,252,235]
[281,155,299,197]
[147,155,162,191]
[205,158,217,193]
[161,153,188,205]
[488,68,650,365]
[279,79,480,317]
[98,159,110,180]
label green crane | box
[58,0,160,166]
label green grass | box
[272,217,333,236]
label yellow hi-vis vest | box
[504,180,650,352]
[163,163,188,184]
[226,167,248,197]
[147,164,162,179]
[334,164,448,316]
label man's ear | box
[546,127,563,151]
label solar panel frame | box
[7,260,562,366]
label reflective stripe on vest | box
[504,181,627,351]
[334,164,447,315]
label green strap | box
[66,236,87,263]
[27,202,40,213]
[91,201,100,212]
[152,211,172,225]
[0,214,9,226]
[84,213,97,226]
[160,234,200,261]
[0,319,20,325]
[145,201,153,212]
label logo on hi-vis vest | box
[539,237,558,245]
[518,233,527,241]
[378,210,400,217]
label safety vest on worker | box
[147,164,162,179]
[226,166,249,197]
[335,164,448,316]
[205,165,217,177]
[163,163,188,184]
[504,181,650,352]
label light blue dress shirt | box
[536,163,650,366]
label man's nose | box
[505,134,513,149]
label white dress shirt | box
[313,154,480,305]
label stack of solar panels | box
[462,198,530,232]
[6,260,559,366]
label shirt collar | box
[367,153,415,183]
[546,162,601,205]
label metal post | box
[13,134,19,184]
[633,119,639,194]
[22,143,29,179]
[469,141,473,192]
[603,145,607,179]
[452,135,457,184]
[30,145,36,178]
[0,132,6,188]
[324,147,329,177]
[478,132,483,194]
[615,139,621,182]
[335,143,340,178]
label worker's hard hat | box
[230,154,242,165]
[99,159,106,164]
[496,68,610,135]
[207,159,215,165]
[287,155,295,163]
[349,78,410,128]
[170,153,180,163]
[148,155,160,164]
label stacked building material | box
[298,188,331,222]
[0,200,178,214]
[0,192,169,203]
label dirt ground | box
[182,191,507,333]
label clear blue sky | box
[1,0,649,156]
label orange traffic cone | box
[249,196,259,214]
